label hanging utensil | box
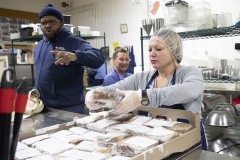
[10,77,29,160]
[0,68,16,160]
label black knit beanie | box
[38,4,64,22]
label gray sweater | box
[97,66,204,113]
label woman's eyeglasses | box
[40,20,61,26]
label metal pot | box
[213,103,239,116]
[205,110,237,127]
[218,144,240,157]
[208,137,237,153]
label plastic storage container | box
[164,1,188,25]
[19,27,33,38]
[188,0,213,30]
[164,1,189,32]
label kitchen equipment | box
[235,59,240,69]
[77,26,91,36]
[232,68,240,79]
[205,110,237,127]
[19,27,33,38]
[220,59,227,73]
[188,0,213,30]
[0,68,16,160]
[165,1,188,25]
[212,14,218,28]
[220,59,230,79]
[142,19,153,36]
[201,68,214,79]
[208,137,237,153]
[223,127,240,144]
[218,144,240,157]
[217,12,233,28]
[213,103,239,116]
[10,77,29,160]
[204,125,224,140]
[152,18,164,32]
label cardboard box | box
[19,107,200,159]
[131,106,201,160]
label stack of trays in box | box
[16,107,200,160]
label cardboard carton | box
[19,106,200,160]
[131,106,201,160]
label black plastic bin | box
[19,27,33,38]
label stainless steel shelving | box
[140,26,240,71]
[178,25,240,40]
[11,33,106,86]
[204,79,239,83]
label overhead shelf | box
[11,33,106,43]
[204,78,238,83]
[178,25,240,40]
[10,32,106,86]
[140,26,240,41]
[140,26,240,71]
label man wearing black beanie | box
[33,4,105,114]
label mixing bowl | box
[208,137,237,153]
[213,103,239,116]
[218,144,240,157]
[205,110,237,127]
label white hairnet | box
[150,29,183,63]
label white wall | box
[63,0,149,72]
[0,0,71,12]
[182,0,240,70]
[1,0,240,72]
[65,0,240,72]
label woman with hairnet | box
[85,29,207,150]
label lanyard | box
[145,69,176,89]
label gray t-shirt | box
[96,66,204,113]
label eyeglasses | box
[40,20,61,26]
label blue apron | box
[145,70,208,150]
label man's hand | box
[51,50,77,65]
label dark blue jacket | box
[34,28,105,108]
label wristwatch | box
[141,90,150,106]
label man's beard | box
[44,28,61,41]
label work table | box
[19,108,240,160]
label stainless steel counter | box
[204,89,240,104]
[177,146,240,160]
[20,108,85,134]
[20,108,240,160]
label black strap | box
[145,69,176,89]
[145,69,184,110]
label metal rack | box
[178,25,240,40]
[140,26,240,71]
[11,33,106,86]
[204,79,239,83]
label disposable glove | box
[114,89,142,114]
[85,89,124,110]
